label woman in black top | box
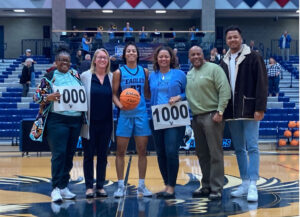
[80,48,113,198]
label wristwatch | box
[218,111,223,116]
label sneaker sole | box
[52,198,63,203]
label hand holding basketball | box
[120,88,140,110]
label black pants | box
[82,120,112,189]
[46,112,82,189]
[151,122,185,187]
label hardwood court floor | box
[0,152,298,217]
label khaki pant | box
[192,112,225,193]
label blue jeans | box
[227,120,260,181]
[152,124,185,187]
[30,71,35,88]
[268,76,280,96]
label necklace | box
[161,74,165,80]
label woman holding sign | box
[148,46,186,198]
[112,42,152,198]
[30,46,85,203]
[80,48,113,198]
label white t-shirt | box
[229,52,238,99]
[282,36,286,48]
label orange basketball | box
[297,121,299,128]
[294,130,299,138]
[120,88,140,110]
[288,121,297,129]
[284,130,292,138]
[290,139,299,146]
[278,139,287,146]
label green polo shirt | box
[186,62,231,115]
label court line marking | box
[115,155,132,217]
[277,163,299,172]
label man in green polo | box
[186,46,231,200]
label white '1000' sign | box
[53,85,87,112]
[151,101,191,130]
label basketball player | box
[112,42,152,198]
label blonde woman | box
[81,49,113,198]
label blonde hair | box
[90,48,111,74]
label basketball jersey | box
[119,65,146,117]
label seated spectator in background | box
[151,28,161,42]
[139,26,148,41]
[79,54,92,74]
[109,24,117,41]
[110,55,122,73]
[249,40,259,52]
[209,49,220,64]
[70,26,79,38]
[94,26,103,49]
[173,48,179,68]
[189,26,199,41]
[221,48,227,60]
[267,57,283,97]
[82,33,92,58]
[20,58,32,97]
[22,49,36,87]
[279,30,292,61]
[123,22,133,40]
[75,49,83,70]
[213,48,221,61]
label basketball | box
[297,121,299,128]
[120,88,140,110]
[284,130,292,138]
[288,121,297,128]
[290,139,299,146]
[294,130,299,138]
[278,139,287,146]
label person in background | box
[279,30,292,61]
[79,54,92,74]
[75,49,83,71]
[220,26,268,202]
[173,48,180,69]
[30,46,84,203]
[82,33,92,58]
[20,58,32,97]
[108,24,117,41]
[22,49,36,87]
[186,46,231,200]
[267,57,283,97]
[81,48,113,198]
[139,26,148,42]
[112,42,152,198]
[209,48,220,64]
[189,26,199,41]
[148,46,186,199]
[123,22,133,40]
[249,40,259,52]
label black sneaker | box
[208,192,222,200]
[192,188,211,197]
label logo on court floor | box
[0,174,298,216]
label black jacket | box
[220,45,268,120]
[20,65,31,84]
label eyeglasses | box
[58,58,70,63]
[96,56,108,60]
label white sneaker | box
[137,185,152,197]
[51,187,63,203]
[247,185,258,202]
[60,187,76,200]
[114,186,125,198]
[231,184,249,197]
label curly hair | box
[153,46,176,72]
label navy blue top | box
[90,74,112,122]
